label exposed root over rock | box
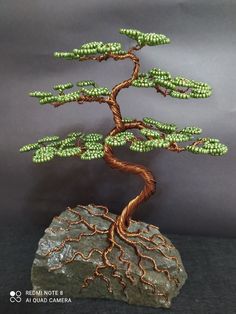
[41,205,184,305]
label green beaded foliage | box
[122,117,135,123]
[20,121,228,162]
[101,117,227,156]
[24,28,227,162]
[131,68,212,99]
[84,142,104,150]
[54,41,126,60]
[77,80,97,87]
[141,117,227,156]
[105,131,135,147]
[30,81,110,105]
[29,91,53,98]
[185,138,228,156]
[32,147,57,163]
[146,139,171,149]
[84,133,103,142]
[68,131,84,138]
[38,136,60,143]
[180,127,202,135]
[81,87,110,97]
[57,147,82,157]
[120,29,170,46]
[165,133,193,142]
[53,82,73,91]
[80,149,104,160]
[130,140,154,152]
[19,131,105,163]
[143,117,177,133]
[140,128,161,138]
[30,91,81,105]
[19,143,40,152]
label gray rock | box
[31,205,187,308]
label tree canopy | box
[20,28,228,162]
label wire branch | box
[52,51,141,131]
[167,143,185,153]
[51,95,110,108]
[155,86,169,97]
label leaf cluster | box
[29,81,110,105]
[104,117,228,156]
[120,28,170,46]
[54,41,127,60]
[132,68,212,99]
[20,132,105,163]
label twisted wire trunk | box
[103,145,156,232]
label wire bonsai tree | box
[20,29,228,299]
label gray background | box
[1,0,236,237]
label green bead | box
[129,140,154,152]
[29,91,53,98]
[84,133,103,142]
[85,142,104,150]
[105,135,127,146]
[57,147,82,157]
[81,149,104,160]
[38,136,60,143]
[53,82,73,91]
[165,133,192,142]
[169,90,190,99]
[140,128,160,138]
[181,127,202,135]
[33,147,56,163]
[20,142,40,152]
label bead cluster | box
[80,149,104,160]
[186,139,228,156]
[30,80,110,105]
[54,41,126,60]
[53,82,73,92]
[140,128,160,138]
[84,142,104,150]
[169,91,190,99]
[19,142,40,152]
[130,140,154,152]
[132,67,212,99]
[180,127,202,135]
[33,147,57,163]
[77,80,96,87]
[146,139,170,149]
[119,29,142,40]
[84,133,103,142]
[29,91,53,98]
[122,117,134,123]
[143,117,177,133]
[81,87,110,97]
[60,137,77,149]
[38,136,60,143]
[56,91,81,103]
[105,136,127,147]
[120,28,170,46]
[105,131,134,147]
[57,147,82,157]
[20,131,105,162]
[165,133,193,142]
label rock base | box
[31,205,187,308]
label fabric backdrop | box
[0,0,235,237]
